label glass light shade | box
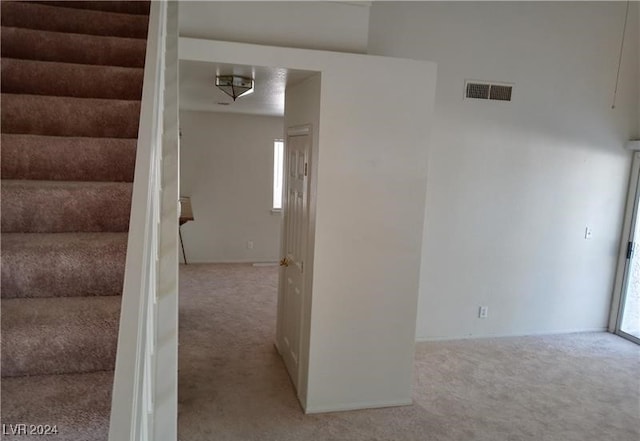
[215,75,254,101]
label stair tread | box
[1,370,113,441]
[2,231,128,247]
[1,92,140,104]
[33,0,151,16]
[1,134,137,182]
[1,296,120,377]
[1,178,135,187]
[1,93,141,138]
[1,26,146,67]
[1,58,144,100]
[1,1,149,39]
[1,180,132,233]
[2,232,128,299]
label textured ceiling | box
[179,60,317,116]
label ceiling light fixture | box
[215,75,254,101]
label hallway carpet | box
[0,2,149,440]
[178,264,640,441]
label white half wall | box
[179,38,437,413]
[368,1,639,340]
[178,1,370,53]
[179,110,284,263]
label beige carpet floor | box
[178,263,640,441]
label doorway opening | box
[177,59,320,437]
[611,152,640,344]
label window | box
[272,139,284,211]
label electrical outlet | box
[478,306,488,319]
[584,227,593,240]
[247,241,254,249]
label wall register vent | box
[465,81,513,101]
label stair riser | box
[1,298,120,377]
[1,182,132,233]
[34,1,151,15]
[1,27,146,68]
[1,59,144,100]
[1,135,136,182]
[2,233,127,299]
[1,1,149,39]
[1,94,141,138]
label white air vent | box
[465,81,513,101]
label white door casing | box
[279,127,311,388]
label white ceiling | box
[179,60,316,117]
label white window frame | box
[272,139,284,212]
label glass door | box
[615,153,640,344]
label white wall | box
[368,1,640,340]
[179,110,284,263]
[180,38,437,413]
[179,1,370,53]
[304,54,435,412]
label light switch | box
[585,227,593,240]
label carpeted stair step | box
[1,371,113,441]
[1,296,121,377]
[0,1,146,438]
[1,94,141,138]
[1,134,136,182]
[1,59,144,100]
[35,0,151,16]
[1,1,149,38]
[1,233,127,299]
[1,180,132,233]
[1,27,146,67]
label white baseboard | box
[415,327,608,343]
[180,259,279,265]
[304,398,413,414]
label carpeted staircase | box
[0,1,149,439]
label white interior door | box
[279,129,310,387]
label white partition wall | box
[179,38,436,413]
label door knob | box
[279,257,289,267]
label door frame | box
[609,151,640,344]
